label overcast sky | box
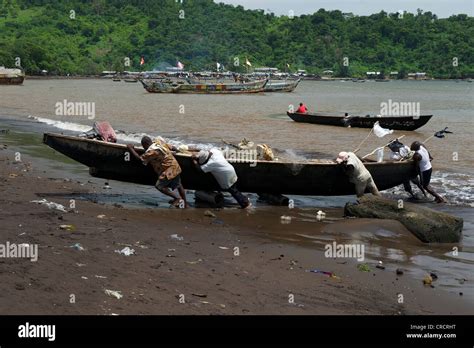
[217,0,473,17]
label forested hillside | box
[0,0,472,77]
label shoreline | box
[0,136,472,314]
[22,75,472,81]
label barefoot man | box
[410,141,446,203]
[127,136,187,207]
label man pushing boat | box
[127,136,188,208]
[336,151,381,197]
[192,148,252,209]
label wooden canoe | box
[264,79,301,92]
[140,78,267,94]
[287,112,432,131]
[43,133,417,196]
[0,76,25,85]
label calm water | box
[0,79,473,299]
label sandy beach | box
[1,145,472,315]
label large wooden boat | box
[287,112,432,131]
[264,79,301,92]
[43,133,417,196]
[140,78,267,94]
[0,67,25,85]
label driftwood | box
[344,195,463,243]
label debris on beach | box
[185,259,202,265]
[316,210,326,221]
[70,243,85,251]
[192,293,207,298]
[280,215,291,224]
[376,261,385,270]
[114,247,135,256]
[430,272,438,280]
[104,289,123,299]
[59,224,75,231]
[308,269,339,279]
[357,263,371,272]
[396,268,404,275]
[423,275,433,285]
[218,246,229,250]
[204,210,216,218]
[31,199,68,212]
[97,214,106,219]
[170,234,184,241]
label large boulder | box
[344,196,463,243]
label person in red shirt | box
[296,102,308,114]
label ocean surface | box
[0,78,473,300]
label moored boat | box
[140,78,268,94]
[287,112,432,131]
[0,66,25,85]
[43,133,417,196]
[264,79,301,92]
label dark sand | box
[0,149,472,315]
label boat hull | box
[264,79,300,92]
[140,79,267,94]
[0,76,25,85]
[287,112,432,131]
[43,133,417,196]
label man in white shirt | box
[192,149,251,209]
[410,141,446,203]
[336,151,381,197]
[388,140,426,198]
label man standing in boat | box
[296,102,308,114]
[192,149,252,209]
[127,136,188,208]
[336,152,381,197]
[410,141,446,203]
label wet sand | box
[1,149,472,315]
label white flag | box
[373,121,393,138]
[217,62,221,70]
[177,61,184,69]
[245,58,252,67]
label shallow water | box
[0,79,473,300]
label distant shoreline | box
[24,75,471,81]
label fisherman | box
[410,141,446,203]
[126,136,188,208]
[336,151,381,197]
[295,102,308,114]
[192,148,251,209]
[388,139,427,199]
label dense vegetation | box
[0,0,473,78]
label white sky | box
[217,0,473,17]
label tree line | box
[0,0,472,78]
